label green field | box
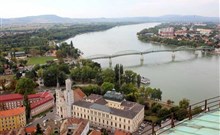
[27,56,55,65]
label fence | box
[142,96,220,135]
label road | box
[28,106,60,128]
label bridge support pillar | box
[140,54,144,65]
[194,50,199,58]
[109,57,112,68]
[202,50,207,56]
[172,53,175,61]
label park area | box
[27,56,55,65]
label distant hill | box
[1,15,219,25]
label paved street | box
[28,105,60,128]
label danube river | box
[66,23,219,104]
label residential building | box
[174,30,187,36]
[60,117,89,135]
[0,107,26,133]
[158,27,174,38]
[196,28,212,36]
[72,90,144,133]
[8,51,27,59]
[0,92,54,117]
[56,79,86,118]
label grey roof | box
[73,97,144,119]
[90,103,111,113]
[73,100,92,108]
[86,94,102,101]
[103,90,124,102]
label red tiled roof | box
[114,129,131,135]
[74,88,86,102]
[0,94,23,102]
[89,130,101,135]
[25,126,36,133]
[0,107,25,117]
[30,92,53,109]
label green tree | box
[151,88,162,101]
[101,82,114,94]
[192,106,203,115]
[25,70,37,80]
[16,78,35,94]
[37,68,44,78]
[101,68,115,83]
[124,70,137,84]
[120,83,137,95]
[137,74,141,88]
[35,123,43,135]
[179,98,190,109]
[151,103,162,114]
[43,65,67,87]
[23,91,31,122]
[175,108,188,121]
[81,84,101,95]
[157,108,171,119]
[70,67,81,81]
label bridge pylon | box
[109,57,112,68]
[194,50,199,58]
[140,53,144,65]
[172,52,175,61]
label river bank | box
[65,23,219,104]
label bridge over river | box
[86,46,214,67]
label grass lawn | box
[27,56,55,65]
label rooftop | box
[73,94,144,119]
[0,94,23,102]
[0,107,25,117]
[160,109,220,135]
[89,130,101,135]
[103,90,124,102]
[114,129,131,135]
[60,117,89,135]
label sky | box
[0,0,219,18]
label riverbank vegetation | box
[0,22,135,52]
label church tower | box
[65,78,74,117]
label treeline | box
[0,23,119,51]
[138,35,206,47]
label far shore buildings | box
[0,107,26,133]
[0,91,54,117]
[56,79,144,133]
[158,27,174,38]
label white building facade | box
[72,91,144,133]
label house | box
[60,118,89,135]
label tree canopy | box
[15,77,35,94]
